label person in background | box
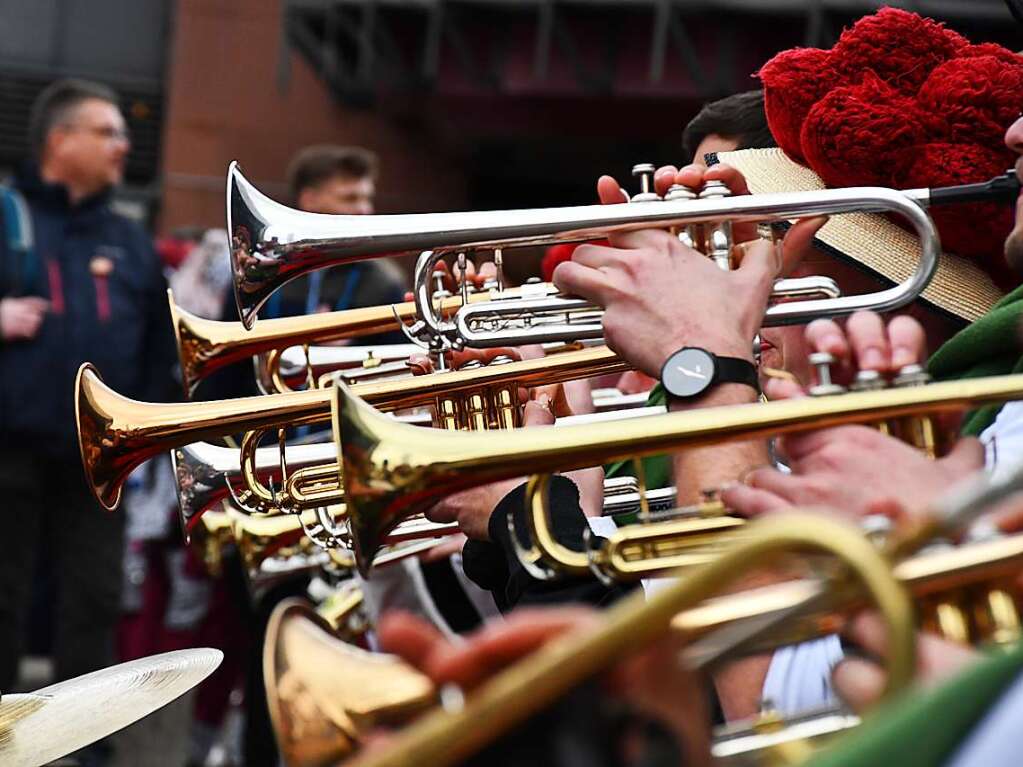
[0,78,176,767]
[260,145,406,335]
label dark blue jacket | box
[0,165,176,458]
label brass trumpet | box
[262,529,1023,767]
[78,344,627,511]
[332,372,1023,574]
[343,513,916,767]
[264,598,435,767]
[170,288,477,398]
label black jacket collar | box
[14,162,113,216]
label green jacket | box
[807,642,1023,767]
[929,284,1023,436]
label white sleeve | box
[760,637,844,715]
[980,400,1023,479]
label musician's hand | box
[0,296,48,341]
[561,172,824,378]
[378,608,711,767]
[832,612,978,713]
[763,311,929,400]
[553,226,771,376]
[720,427,984,522]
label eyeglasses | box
[61,123,131,144]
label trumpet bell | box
[229,162,386,329]
[264,599,435,767]
[76,363,155,511]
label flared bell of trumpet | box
[75,363,330,511]
[264,599,435,767]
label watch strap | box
[712,354,760,393]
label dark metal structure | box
[282,0,1018,105]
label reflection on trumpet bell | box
[77,362,331,511]
[264,599,435,767]
[190,508,235,577]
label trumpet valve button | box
[807,351,845,396]
[664,184,697,201]
[850,369,886,392]
[698,180,731,199]
[894,364,931,388]
[631,163,661,202]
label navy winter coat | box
[0,165,176,458]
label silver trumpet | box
[230,159,1017,341]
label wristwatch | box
[659,346,759,402]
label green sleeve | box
[603,384,673,488]
[807,643,1023,767]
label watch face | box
[662,347,715,398]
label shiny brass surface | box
[671,532,1023,650]
[79,345,625,512]
[346,514,915,767]
[77,363,331,511]
[513,474,743,582]
[333,372,1023,574]
[170,288,481,398]
[190,508,235,577]
[264,599,435,767]
[259,344,420,395]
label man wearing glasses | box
[0,78,175,765]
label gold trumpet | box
[264,598,435,767]
[343,513,916,767]
[170,288,470,398]
[262,530,1023,767]
[78,344,627,512]
[331,373,1023,574]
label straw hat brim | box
[714,147,1004,323]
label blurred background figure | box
[0,77,176,767]
[254,145,407,340]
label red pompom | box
[960,43,1023,66]
[831,7,967,93]
[900,142,1016,289]
[800,73,929,188]
[758,47,839,163]
[919,55,1023,148]
[541,244,577,283]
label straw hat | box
[731,7,1023,323]
[714,146,1005,323]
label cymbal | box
[0,648,223,767]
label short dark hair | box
[28,78,120,160]
[681,90,776,164]
[286,145,378,202]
